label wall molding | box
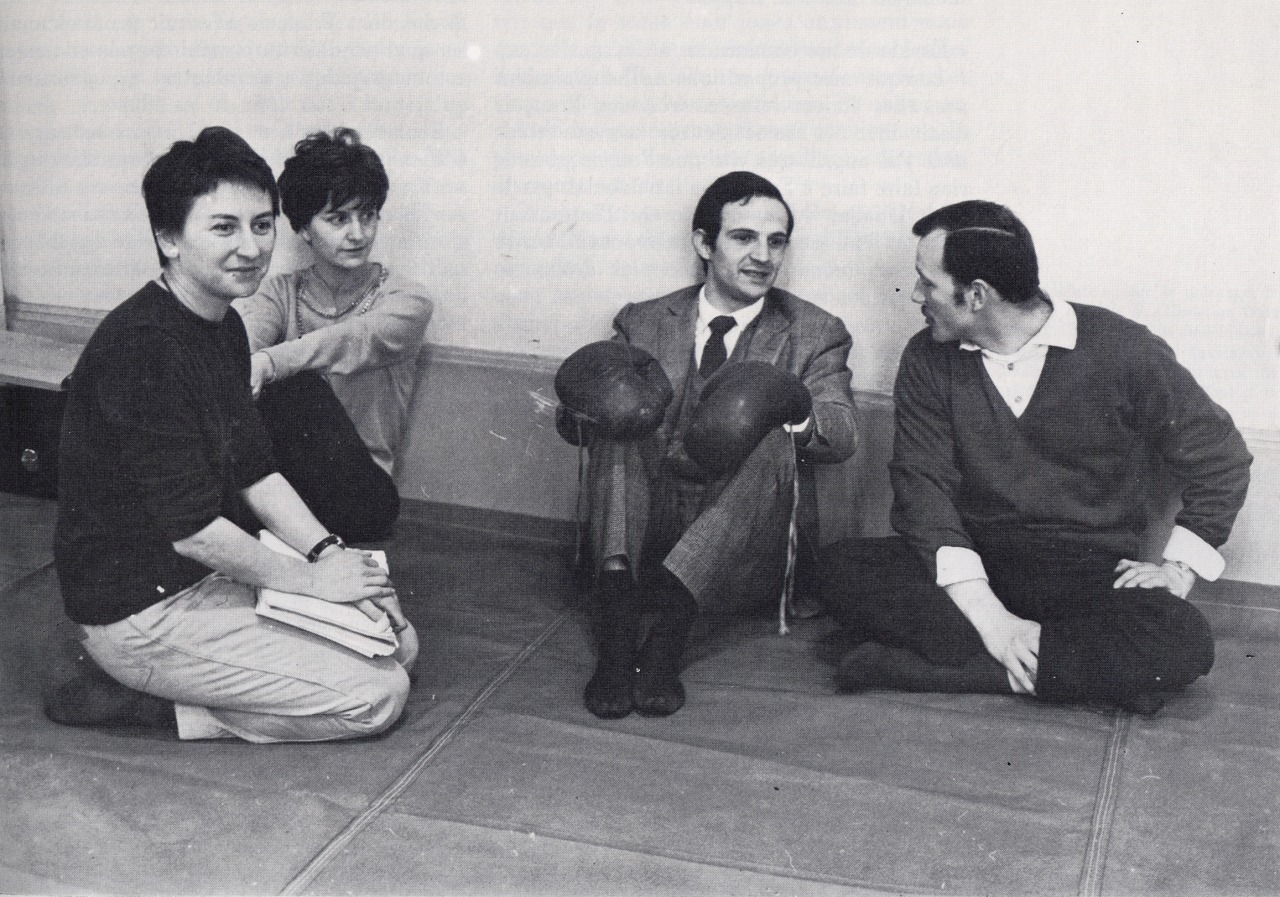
[1240,427,1280,452]
[425,343,562,377]
[4,298,105,346]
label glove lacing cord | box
[572,416,587,569]
[778,430,800,635]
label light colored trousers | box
[80,573,416,743]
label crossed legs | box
[815,535,1215,712]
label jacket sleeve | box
[611,302,637,344]
[797,313,858,463]
[887,336,974,578]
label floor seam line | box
[1078,709,1130,896]
[277,609,570,896]
[0,559,54,602]
[1192,600,1280,614]
[365,808,934,895]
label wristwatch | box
[306,534,346,563]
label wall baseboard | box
[4,299,104,346]
[399,498,577,549]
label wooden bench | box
[0,330,84,497]
[0,329,83,391]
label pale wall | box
[2,0,1277,425]
[2,1,1278,579]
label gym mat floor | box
[1,492,1276,896]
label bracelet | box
[306,534,346,563]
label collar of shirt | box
[961,295,1076,418]
[960,292,1077,360]
[695,286,766,365]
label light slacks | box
[79,573,416,743]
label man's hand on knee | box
[1113,558,1196,599]
[945,579,1040,694]
[978,612,1041,695]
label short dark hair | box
[277,128,389,233]
[691,171,794,246]
[911,200,1041,304]
[142,126,279,267]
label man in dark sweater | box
[817,200,1251,712]
[46,127,417,741]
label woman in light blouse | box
[236,128,433,541]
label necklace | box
[295,265,388,335]
[158,272,224,322]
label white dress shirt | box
[693,286,765,368]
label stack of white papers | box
[254,531,399,658]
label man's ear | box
[691,229,714,263]
[154,229,180,263]
[968,279,994,311]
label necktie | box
[700,315,737,376]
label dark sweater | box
[889,303,1252,577]
[55,281,276,625]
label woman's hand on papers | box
[308,549,396,603]
[369,591,409,632]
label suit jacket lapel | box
[740,290,792,366]
[657,286,699,403]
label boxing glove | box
[554,341,674,443]
[684,361,811,476]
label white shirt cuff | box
[936,546,988,587]
[1162,525,1226,581]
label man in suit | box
[569,171,857,719]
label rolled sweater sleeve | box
[262,275,434,380]
[888,334,973,578]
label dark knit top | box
[889,303,1252,577]
[55,281,277,625]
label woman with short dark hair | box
[236,128,433,542]
[47,127,417,742]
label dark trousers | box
[816,535,1215,705]
[256,372,400,542]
